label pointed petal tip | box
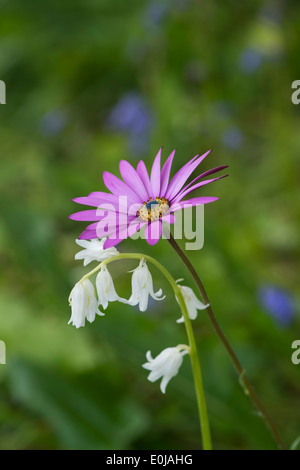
[204,197,219,203]
[197,149,211,160]
[78,230,97,240]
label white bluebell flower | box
[128,259,165,312]
[75,238,119,266]
[176,282,208,323]
[96,264,127,310]
[143,345,189,393]
[68,279,104,328]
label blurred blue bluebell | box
[144,1,169,28]
[222,127,244,150]
[258,285,297,327]
[143,0,190,29]
[40,109,67,136]
[239,48,264,74]
[107,92,154,156]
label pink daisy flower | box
[69,148,227,248]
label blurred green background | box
[0,0,299,450]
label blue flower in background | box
[222,127,244,150]
[143,0,190,29]
[239,48,264,74]
[107,92,154,156]
[258,285,297,327]
[144,2,169,28]
[41,109,67,136]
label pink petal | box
[87,192,131,212]
[76,213,135,239]
[87,191,119,201]
[78,230,98,240]
[103,236,124,249]
[78,222,99,240]
[72,195,132,217]
[128,202,143,216]
[103,171,140,204]
[173,175,228,202]
[72,196,114,208]
[103,221,147,249]
[69,210,104,221]
[119,160,149,201]
[160,149,175,197]
[94,214,140,239]
[170,197,219,213]
[174,166,228,200]
[87,220,116,239]
[161,213,175,224]
[144,220,162,245]
[163,153,200,200]
[166,150,211,201]
[150,148,162,198]
[136,160,153,199]
[192,165,228,182]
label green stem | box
[80,252,212,450]
[167,233,287,450]
[175,286,212,450]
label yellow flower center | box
[137,197,170,222]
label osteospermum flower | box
[143,346,190,393]
[69,148,227,248]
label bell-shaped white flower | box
[75,238,119,266]
[176,283,209,323]
[68,279,104,328]
[143,345,189,393]
[96,264,127,310]
[128,259,165,312]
